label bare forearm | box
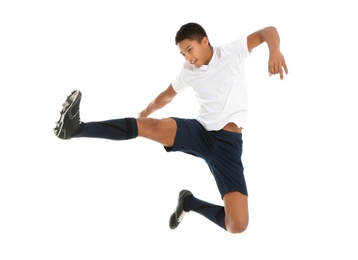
[138,85,177,118]
[142,94,172,116]
[260,26,280,53]
[261,26,288,79]
[248,26,288,79]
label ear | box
[202,36,209,45]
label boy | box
[54,22,288,234]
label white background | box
[1,1,357,259]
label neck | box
[205,46,214,65]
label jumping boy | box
[54,22,288,234]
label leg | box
[170,190,227,230]
[74,117,177,147]
[54,90,177,146]
[170,190,248,233]
[169,129,249,233]
[223,191,249,233]
[137,117,177,147]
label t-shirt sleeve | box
[171,69,186,94]
[222,37,250,61]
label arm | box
[247,26,288,80]
[137,84,177,118]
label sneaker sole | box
[54,90,81,137]
[169,189,193,229]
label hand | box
[268,51,288,80]
[137,110,148,118]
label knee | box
[137,118,170,132]
[225,218,249,234]
[137,118,158,129]
[137,118,162,136]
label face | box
[177,37,212,68]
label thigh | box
[137,117,177,147]
[207,131,248,197]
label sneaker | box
[169,189,193,229]
[54,90,82,139]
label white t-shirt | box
[172,37,251,130]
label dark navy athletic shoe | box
[54,90,82,140]
[169,189,193,229]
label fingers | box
[137,111,149,118]
[268,60,288,80]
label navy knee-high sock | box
[184,195,226,230]
[73,118,138,140]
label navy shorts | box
[164,118,248,198]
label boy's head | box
[175,22,210,46]
[175,22,213,68]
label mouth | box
[190,59,198,65]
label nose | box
[184,53,192,62]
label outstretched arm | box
[137,84,177,118]
[247,26,288,80]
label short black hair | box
[175,22,210,45]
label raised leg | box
[136,117,177,147]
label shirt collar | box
[197,47,216,71]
